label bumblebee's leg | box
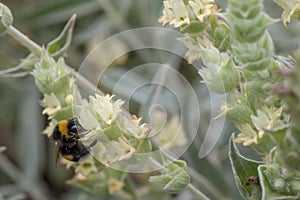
[63,138,78,149]
[87,140,97,148]
[61,145,86,162]
[77,130,91,137]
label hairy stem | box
[186,184,210,200]
[6,26,42,56]
[188,167,227,200]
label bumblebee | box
[52,118,95,164]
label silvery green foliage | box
[225,0,275,43]
[226,0,300,198]
[149,154,190,193]
[229,135,263,199]
[46,14,76,57]
[159,0,300,199]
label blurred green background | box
[0,0,300,199]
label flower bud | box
[0,3,13,34]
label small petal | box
[108,178,125,194]
[75,156,98,176]
[171,0,190,27]
[42,119,57,137]
[233,124,258,146]
[158,0,190,28]
[42,93,61,118]
[251,106,284,138]
[152,113,188,149]
[188,0,215,22]
[65,94,73,105]
[93,137,136,166]
[89,94,124,125]
[117,114,150,138]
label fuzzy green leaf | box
[212,23,231,51]
[181,21,206,34]
[137,138,152,153]
[149,159,190,193]
[46,14,76,57]
[229,134,263,199]
[226,105,253,124]
[258,165,299,200]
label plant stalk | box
[6,25,103,95]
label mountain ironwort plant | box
[159,0,300,199]
[1,0,300,199]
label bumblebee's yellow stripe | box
[63,154,74,161]
[58,120,70,139]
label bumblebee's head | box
[68,118,85,134]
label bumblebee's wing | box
[55,140,62,167]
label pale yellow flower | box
[89,94,124,125]
[274,0,300,26]
[152,114,188,149]
[158,0,175,25]
[251,106,284,138]
[41,93,61,118]
[116,113,150,138]
[188,0,215,22]
[171,0,190,27]
[233,124,258,146]
[129,115,150,138]
[159,0,190,28]
[94,137,136,166]
[108,178,125,194]
[178,35,214,63]
[74,156,98,176]
[178,37,202,63]
[42,119,57,137]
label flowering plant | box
[1,0,300,199]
